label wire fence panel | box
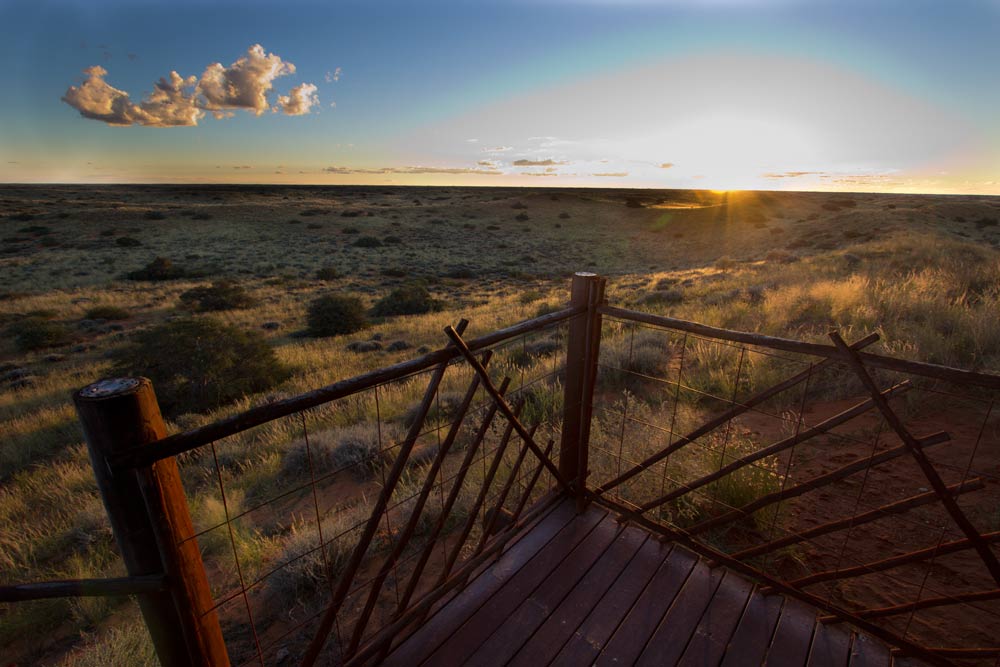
[158,313,578,666]
[591,312,1000,665]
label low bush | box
[84,305,130,321]
[126,257,186,281]
[180,281,256,312]
[115,237,142,247]
[113,318,290,417]
[371,284,443,317]
[315,266,340,280]
[9,316,72,352]
[353,236,383,248]
[307,294,368,336]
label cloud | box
[512,159,567,167]
[63,44,319,127]
[325,67,342,83]
[323,165,501,175]
[197,44,296,116]
[277,83,319,116]
[477,160,498,167]
[593,172,628,177]
[62,66,203,127]
[660,162,675,169]
[483,146,512,153]
[762,170,826,179]
[524,172,558,177]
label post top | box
[78,377,142,399]
[574,271,598,278]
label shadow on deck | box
[386,497,911,667]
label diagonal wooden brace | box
[830,330,1000,587]
[443,324,573,492]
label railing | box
[2,272,998,666]
[587,305,1000,667]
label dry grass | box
[2,184,999,664]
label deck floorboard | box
[380,498,910,666]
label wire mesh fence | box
[137,311,579,666]
[588,311,1000,665]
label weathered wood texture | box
[74,377,229,667]
[381,498,915,667]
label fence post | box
[74,377,229,667]
[559,272,606,509]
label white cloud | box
[63,44,320,126]
[483,146,513,153]
[593,172,629,177]
[513,158,567,166]
[324,164,502,175]
[325,67,342,83]
[197,44,295,116]
[61,66,202,127]
[277,83,319,116]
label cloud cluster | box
[593,172,628,177]
[277,83,319,116]
[512,158,567,167]
[323,165,501,175]
[762,171,825,179]
[62,44,318,127]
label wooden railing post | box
[74,378,229,667]
[559,272,606,508]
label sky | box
[0,0,998,193]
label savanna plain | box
[2,184,1000,665]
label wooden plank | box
[765,598,818,667]
[676,571,756,667]
[849,633,891,667]
[593,544,700,666]
[419,504,609,665]
[807,619,853,667]
[720,590,785,667]
[507,526,650,667]
[549,536,673,667]
[464,513,623,666]
[633,564,728,666]
[381,498,576,667]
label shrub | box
[180,281,256,312]
[115,237,142,247]
[126,257,185,281]
[315,266,340,280]
[9,317,72,352]
[382,235,403,245]
[515,212,530,222]
[144,210,166,220]
[353,236,383,248]
[559,212,571,219]
[84,305,130,321]
[371,284,443,317]
[113,318,290,417]
[307,294,368,336]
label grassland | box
[2,184,999,664]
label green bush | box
[113,318,290,417]
[307,294,368,336]
[126,257,185,281]
[179,281,256,312]
[353,236,383,248]
[9,317,72,352]
[315,266,340,280]
[84,305,130,321]
[371,284,443,317]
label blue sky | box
[1,0,998,192]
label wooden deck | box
[383,498,910,667]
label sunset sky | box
[1,0,998,193]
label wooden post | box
[74,378,229,667]
[559,272,606,508]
